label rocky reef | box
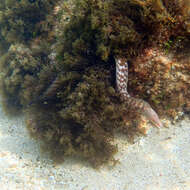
[0,0,189,167]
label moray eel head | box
[143,106,163,128]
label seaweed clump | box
[0,0,189,167]
[0,0,58,55]
[0,44,43,114]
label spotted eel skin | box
[115,57,163,128]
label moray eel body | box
[115,57,163,128]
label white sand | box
[0,103,189,190]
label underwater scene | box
[0,0,189,169]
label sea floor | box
[0,104,189,190]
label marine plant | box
[0,44,50,114]
[0,0,58,55]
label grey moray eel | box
[115,57,163,128]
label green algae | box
[0,0,58,54]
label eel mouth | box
[144,107,163,128]
[150,116,163,128]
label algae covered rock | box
[0,0,189,167]
[0,0,58,54]
[0,44,41,113]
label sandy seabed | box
[0,103,189,190]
